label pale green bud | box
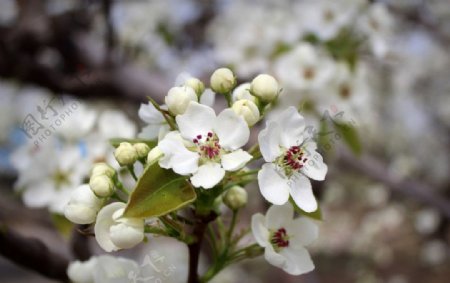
[223,186,248,210]
[147,146,164,164]
[89,175,114,198]
[165,86,198,115]
[185,77,205,96]
[250,74,279,102]
[232,99,260,126]
[133,143,150,159]
[91,163,115,178]
[114,142,138,166]
[210,68,236,94]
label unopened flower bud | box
[232,99,260,126]
[64,184,103,224]
[185,77,205,96]
[232,83,257,103]
[250,74,279,102]
[133,143,150,159]
[223,185,248,210]
[210,68,236,94]
[114,142,138,166]
[89,175,114,198]
[165,86,198,115]
[91,163,115,178]
[147,146,164,164]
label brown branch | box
[0,223,70,282]
[337,147,450,219]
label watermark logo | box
[128,250,177,283]
[19,96,80,148]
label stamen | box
[271,227,290,248]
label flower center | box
[271,228,290,250]
[303,67,316,80]
[275,145,308,178]
[193,132,222,161]
[52,169,70,190]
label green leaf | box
[109,138,157,148]
[333,121,362,155]
[289,198,323,221]
[124,161,196,218]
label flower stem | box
[127,165,138,181]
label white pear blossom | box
[251,203,318,275]
[274,43,334,91]
[294,0,360,41]
[358,2,395,58]
[258,107,327,212]
[158,102,252,189]
[11,142,89,213]
[95,202,145,252]
[64,184,103,224]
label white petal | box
[176,102,215,141]
[138,102,164,124]
[214,109,250,150]
[137,124,163,140]
[190,163,225,189]
[278,107,306,148]
[258,121,281,162]
[170,150,200,175]
[279,247,315,275]
[289,174,317,213]
[301,144,328,181]
[257,163,290,205]
[158,133,199,175]
[95,202,126,252]
[199,88,216,107]
[251,213,270,248]
[221,149,252,172]
[288,218,319,247]
[265,203,294,230]
[264,245,287,269]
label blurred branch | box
[0,223,70,282]
[0,0,169,103]
[70,224,92,261]
[102,0,116,64]
[338,147,450,219]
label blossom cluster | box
[63,68,328,282]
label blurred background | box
[0,0,449,282]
